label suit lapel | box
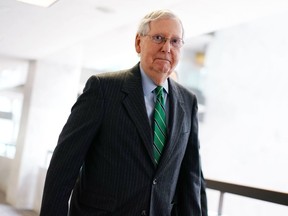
[157,79,185,169]
[121,64,155,164]
[121,66,186,168]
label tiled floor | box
[0,191,38,216]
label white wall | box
[4,44,83,211]
[200,12,288,216]
[0,156,12,192]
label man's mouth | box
[155,58,171,63]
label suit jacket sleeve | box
[40,76,104,216]
[176,95,208,216]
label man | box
[40,9,207,216]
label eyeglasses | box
[144,34,184,48]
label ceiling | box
[0,0,288,70]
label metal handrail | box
[205,179,288,215]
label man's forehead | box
[149,19,183,36]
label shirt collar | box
[139,64,169,95]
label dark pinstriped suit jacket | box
[40,63,207,216]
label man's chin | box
[156,65,171,74]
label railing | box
[205,179,288,216]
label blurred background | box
[0,0,288,215]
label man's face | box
[135,18,183,85]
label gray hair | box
[137,9,184,38]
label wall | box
[200,12,288,216]
[4,44,83,211]
[0,156,12,192]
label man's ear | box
[135,34,141,54]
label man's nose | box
[161,39,171,53]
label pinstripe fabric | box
[40,63,207,216]
[153,86,167,164]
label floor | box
[0,191,38,216]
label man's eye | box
[154,35,163,41]
[171,38,179,44]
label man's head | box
[135,10,184,85]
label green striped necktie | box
[153,86,167,165]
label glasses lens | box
[152,35,164,44]
[171,38,183,48]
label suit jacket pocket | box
[79,191,116,212]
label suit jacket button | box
[141,210,146,215]
[153,179,157,185]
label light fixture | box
[17,0,59,8]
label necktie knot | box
[155,86,164,97]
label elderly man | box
[40,9,207,216]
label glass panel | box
[178,12,288,215]
[223,193,288,216]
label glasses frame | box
[143,34,184,48]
